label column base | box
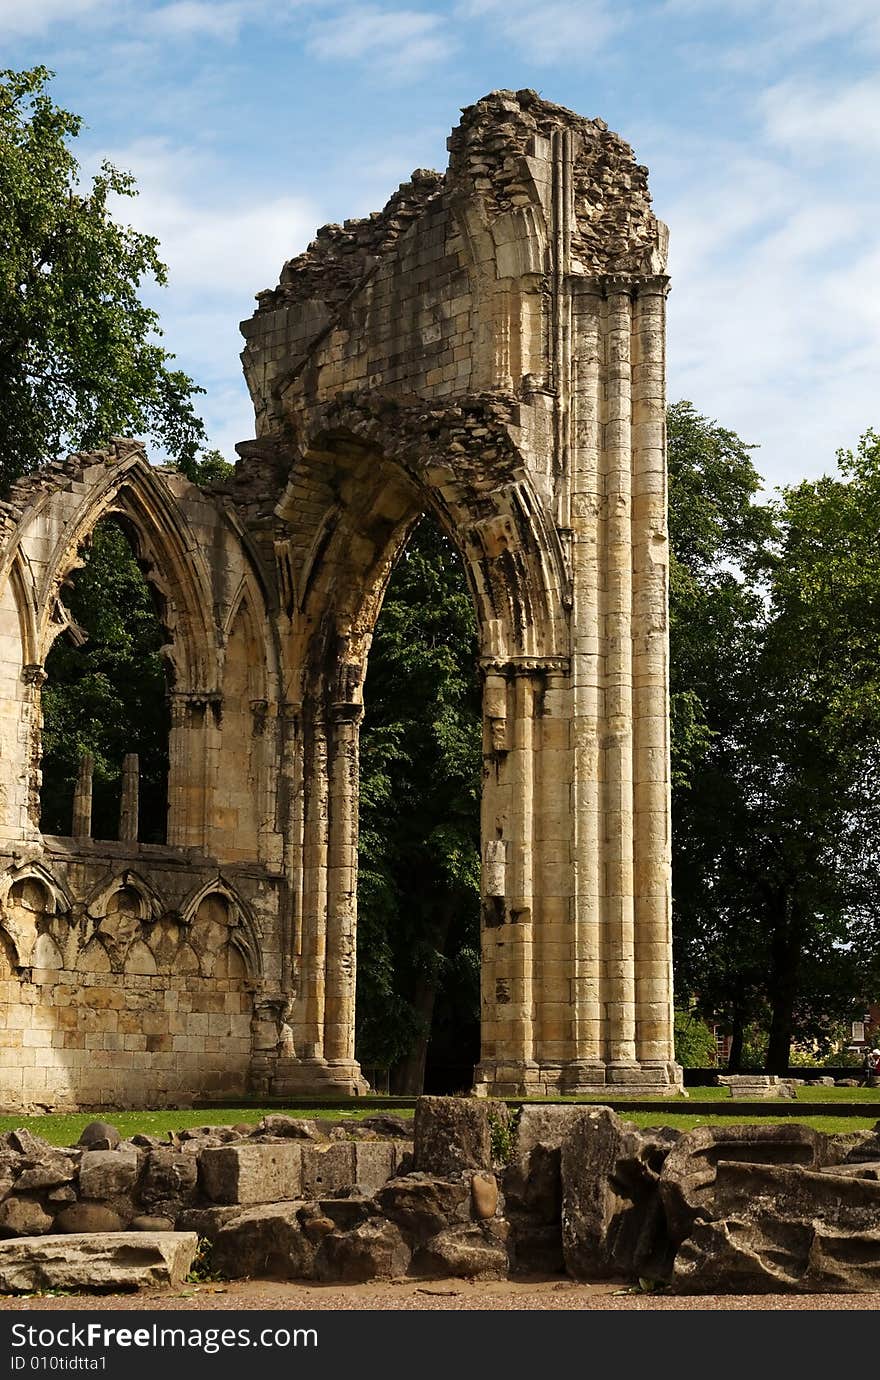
[252,1056,370,1099]
[474,1059,685,1098]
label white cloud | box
[650,125,880,488]
[761,76,880,156]
[305,6,454,79]
[459,0,620,63]
[143,1,254,41]
[0,0,108,38]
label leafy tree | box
[0,66,207,490]
[356,516,482,1092]
[670,409,880,1071]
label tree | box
[0,66,207,490]
[669,408,880,1071]
[356,516,482,1093]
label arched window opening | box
[40,517,171,844]
[356,513,482,1095]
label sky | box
[3,0,879,491]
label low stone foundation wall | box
[0,1097,878,1293]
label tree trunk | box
[392,974,438,1096]
[390,899,454,1096]
[727,1012,744,1071]
[766,914,801,1074]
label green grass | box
[0,1106,400,1148]
[626,1112,879,1134]
[0,1098,876,1147]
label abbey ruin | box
[0,90,679,1109]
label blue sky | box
[3,0,879,490]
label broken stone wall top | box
[253,89,659,321]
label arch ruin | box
[0,90,680,1108]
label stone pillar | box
[602,281,637,1075]
[323,701,362,1069]
[631,276,675,1069]
[568,282,605,1085]
[71,752,93,838]
[299,713,329,1062]
[119,752,139,842]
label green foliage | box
[670,407,880,1071]
[0,66,209,489]
[40,519,169,842]
[488,1108,516,1166]
[673,1008,718,1067]
[186,1238,225,1283]
[356,516,481,1080]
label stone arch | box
[181,877,262,980]
[85,870,165,925]
[0,865,71,968]
[35,457,217,692]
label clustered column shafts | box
[602,283,637,1071]
[631,278,675,1066]
[324,703,362,1067]
[569,284,605,1075]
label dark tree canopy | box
[356,516,482,1092]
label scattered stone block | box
[77,1121,121,1150]
[56,1204,125,1234]
[200,1143,302,1205]
[315,1219,410,1282]
[376,1174,471,1243]
[413,1096,506,1175]
[79,1147,139,1199]
[0,1231,198,1293]
[0,1197,54,1237]
[211,1204,315,1279]
[413,1222,509,1280]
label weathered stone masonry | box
[0,90,679,1108]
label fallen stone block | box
[376,1174,471,1244]
[56,1203,124,1234]
[77,1121,121,1150]
[561,1107,677,1281]
[659,1123,826,1248]
[0,1197,54,1237]
[200,1143,302,1205]
[79,1147,139,1200]
[211,1203,315,1279]
[413,1096,507,1175]
[671,1162,880,1293]
[413,1222,509,1280]
[138,1148,199,1215]
[176,1205,244,1240]
[254,1116,330,1142]
[0,1232,198,1294]
[16,1150,77,1191]
[315,1219,410,1282]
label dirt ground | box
[1,1278,879,1310]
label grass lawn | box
[0,1097,876,1146]
[0,1106,387,1148]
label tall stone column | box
[323,702,362,1070]
[298,713,329,1062]
[631,276,675,1069]
[568,282,605,1085]
[602,282,638,1075]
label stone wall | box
[1,1099,879,1294]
